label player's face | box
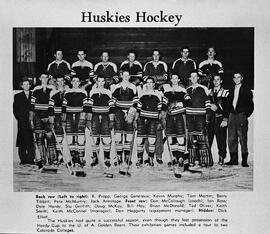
[146,79,154,90]
[77,51,86,61]
[97,78,105,88]
[40,75,48,85]
[181,49,190,59]
[21,81,30,91]
[171,75,179,85]
[56,78,64,88]
[233,73,243,85]
[128,53,136,62]
[101,52,109,62]
[55,51,63,60]
[213,76,222,87]
[207,48,216,58]
[152,51,160,62]
[189,72,199,84]
[122,71,130,82]
[71,78,80,89]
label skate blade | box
[104,172,114,178]
[119,170,131,177]
[40,167,58,174]
[72,171,87,177]
[174,173,182,178]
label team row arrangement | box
[43,46,223,90]
[14,62,253,177]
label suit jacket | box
[13,91,33,146]
[227,85,254,118]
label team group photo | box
[13,28,254,192]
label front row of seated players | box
[23,69,253,172]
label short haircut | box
[55,49,63,54]
[152,49,161,55]
[101,51,109,56]
[180,46,190,52]
[145,76,155,83]
[207,46,216,51]
[127,50,136,56]
[19,77,31,86]
[77,49,86,54]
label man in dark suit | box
[225,72,254,167]
[13,78,35,164]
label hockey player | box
[171,46,197,87]
[208,74,229,165]
[62,76,89,167]
[198,46,224,88]
[48,77,66,164]
[161,74,191,170]
[135,77,165,167]
[143,49,168,163]
[186,71,212,168]
[47,50,71,85]
[29,74,56,169]
[94,51,118,89]
[71,49,94,92]
[119,50,143,86]
[88,76,115,167]
[13,78,35,164]
[111,70,138,165]
[143,49,168,90]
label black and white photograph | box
[13,27,254,192]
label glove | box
[157,123,163,131]
[62,121,66,129]
[210,104,218,112]
[29,120,35,130]
[220,120,228,128]
[126,107,137,123]
[109,120,114,130]
[86,120,91,130]
[133,120,138,129]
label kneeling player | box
[161,74,191,170]
[62,77,89,168]
[135,77,164,167]
[88,77,114,167]
[186,71,213,168]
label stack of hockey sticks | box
[52,128,86,177]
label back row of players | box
[47,46,223,89]
[15,46,253,174]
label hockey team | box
[13,46,254,176]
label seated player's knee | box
[115,133,122,143]
[177,137,185,145]
[148,137,156,145]
[126,133,133,142]
[67,135,73,145]
[137,137,144,145]
[77,135,85,145]
[102,137,111,145]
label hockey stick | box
[119,129,136,177]
[164,130,181,178]
[202,126,214,167]
[53,128,86,177]
[33,132,58,174]
[88,125,113,178]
